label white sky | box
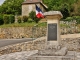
[0,0,5,5]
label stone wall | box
[22,4,35,16]
[22,3,46,16]
[0,27,80,39]
[61,38,80,51]
[0,27,46,39]
[0,37,46,56]
[0,37,80,56]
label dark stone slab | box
[48,23,57,41]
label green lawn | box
[0,22,47,28]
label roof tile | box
[25,0,41,3]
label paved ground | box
[0,50,38,60]
[0,38,34,47]
[0,50,80,60]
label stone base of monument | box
[27,11,76,60]
[38,45,67,56]
[27,55,74,60]
[27,45,75,60]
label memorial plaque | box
[48,23,57,41]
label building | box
[22,0,47,16]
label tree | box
[43,0,79,18]
[0,14,4,25]
[0,0,24,15]
[70,0,80,16]
[0,0,80,19]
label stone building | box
[22,0,47,16]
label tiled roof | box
[22,0,48,9]
[23,0,41,3]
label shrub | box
[29,11,41,23]
[65,17,73,21]
[73,16,80,24]
[3,14,15,24]
[29,11,36,21]
[28,18,33,23]
[17,16,22,23]
[34,17,41,23]
[3,15,9,24]
[22,16,28,23]
[9,15,15,23]
[0,14,4,25]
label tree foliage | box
[3,14,15,24]
[43,0,79,18]
[0,0,80,19]
[0,14,4,25]
[0,0,24,15]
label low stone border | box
[0,37,46,56]
[0,50,38,60]
[61,38,80,51]
[0,37,80,56]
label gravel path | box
[0,50,38,60]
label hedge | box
[17,16,22,23]
[9,15,15,23]
[3,15,15,24]
[3,15,9,24]
[22,16,28,23]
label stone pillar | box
[15,15,18,23]
[44,11,63,46]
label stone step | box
[27,55,74,60]
[76,52,80,60]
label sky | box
[0,0,5,5]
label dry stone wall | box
[61,38,80,51]
[0,27,46,39]
[0,27,80,39]
[0,37,80,56]
[0,27,80,56]
[0,37,46,56]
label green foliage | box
[0,14,4,25]
[43,0,79,18]
[34,18,41,23]
[29,11,41,23]
[17,16,28,23]
[22,16,28,23]
[65,16,80,24]
[9,15,15,23]
[65,17,73,21]
[17,16,22,23]
[0,22,47,28]
[37,22,47,27]
[0,0,24,15]
[60,24,69,28]
[3,14,15,24]
[73,16,80,24]
[28,18,33,23]
[0,0,80,24]
[3,15,9,24]
[29,11,36,21]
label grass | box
[0,22,47,28]
[60,24,70,28]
